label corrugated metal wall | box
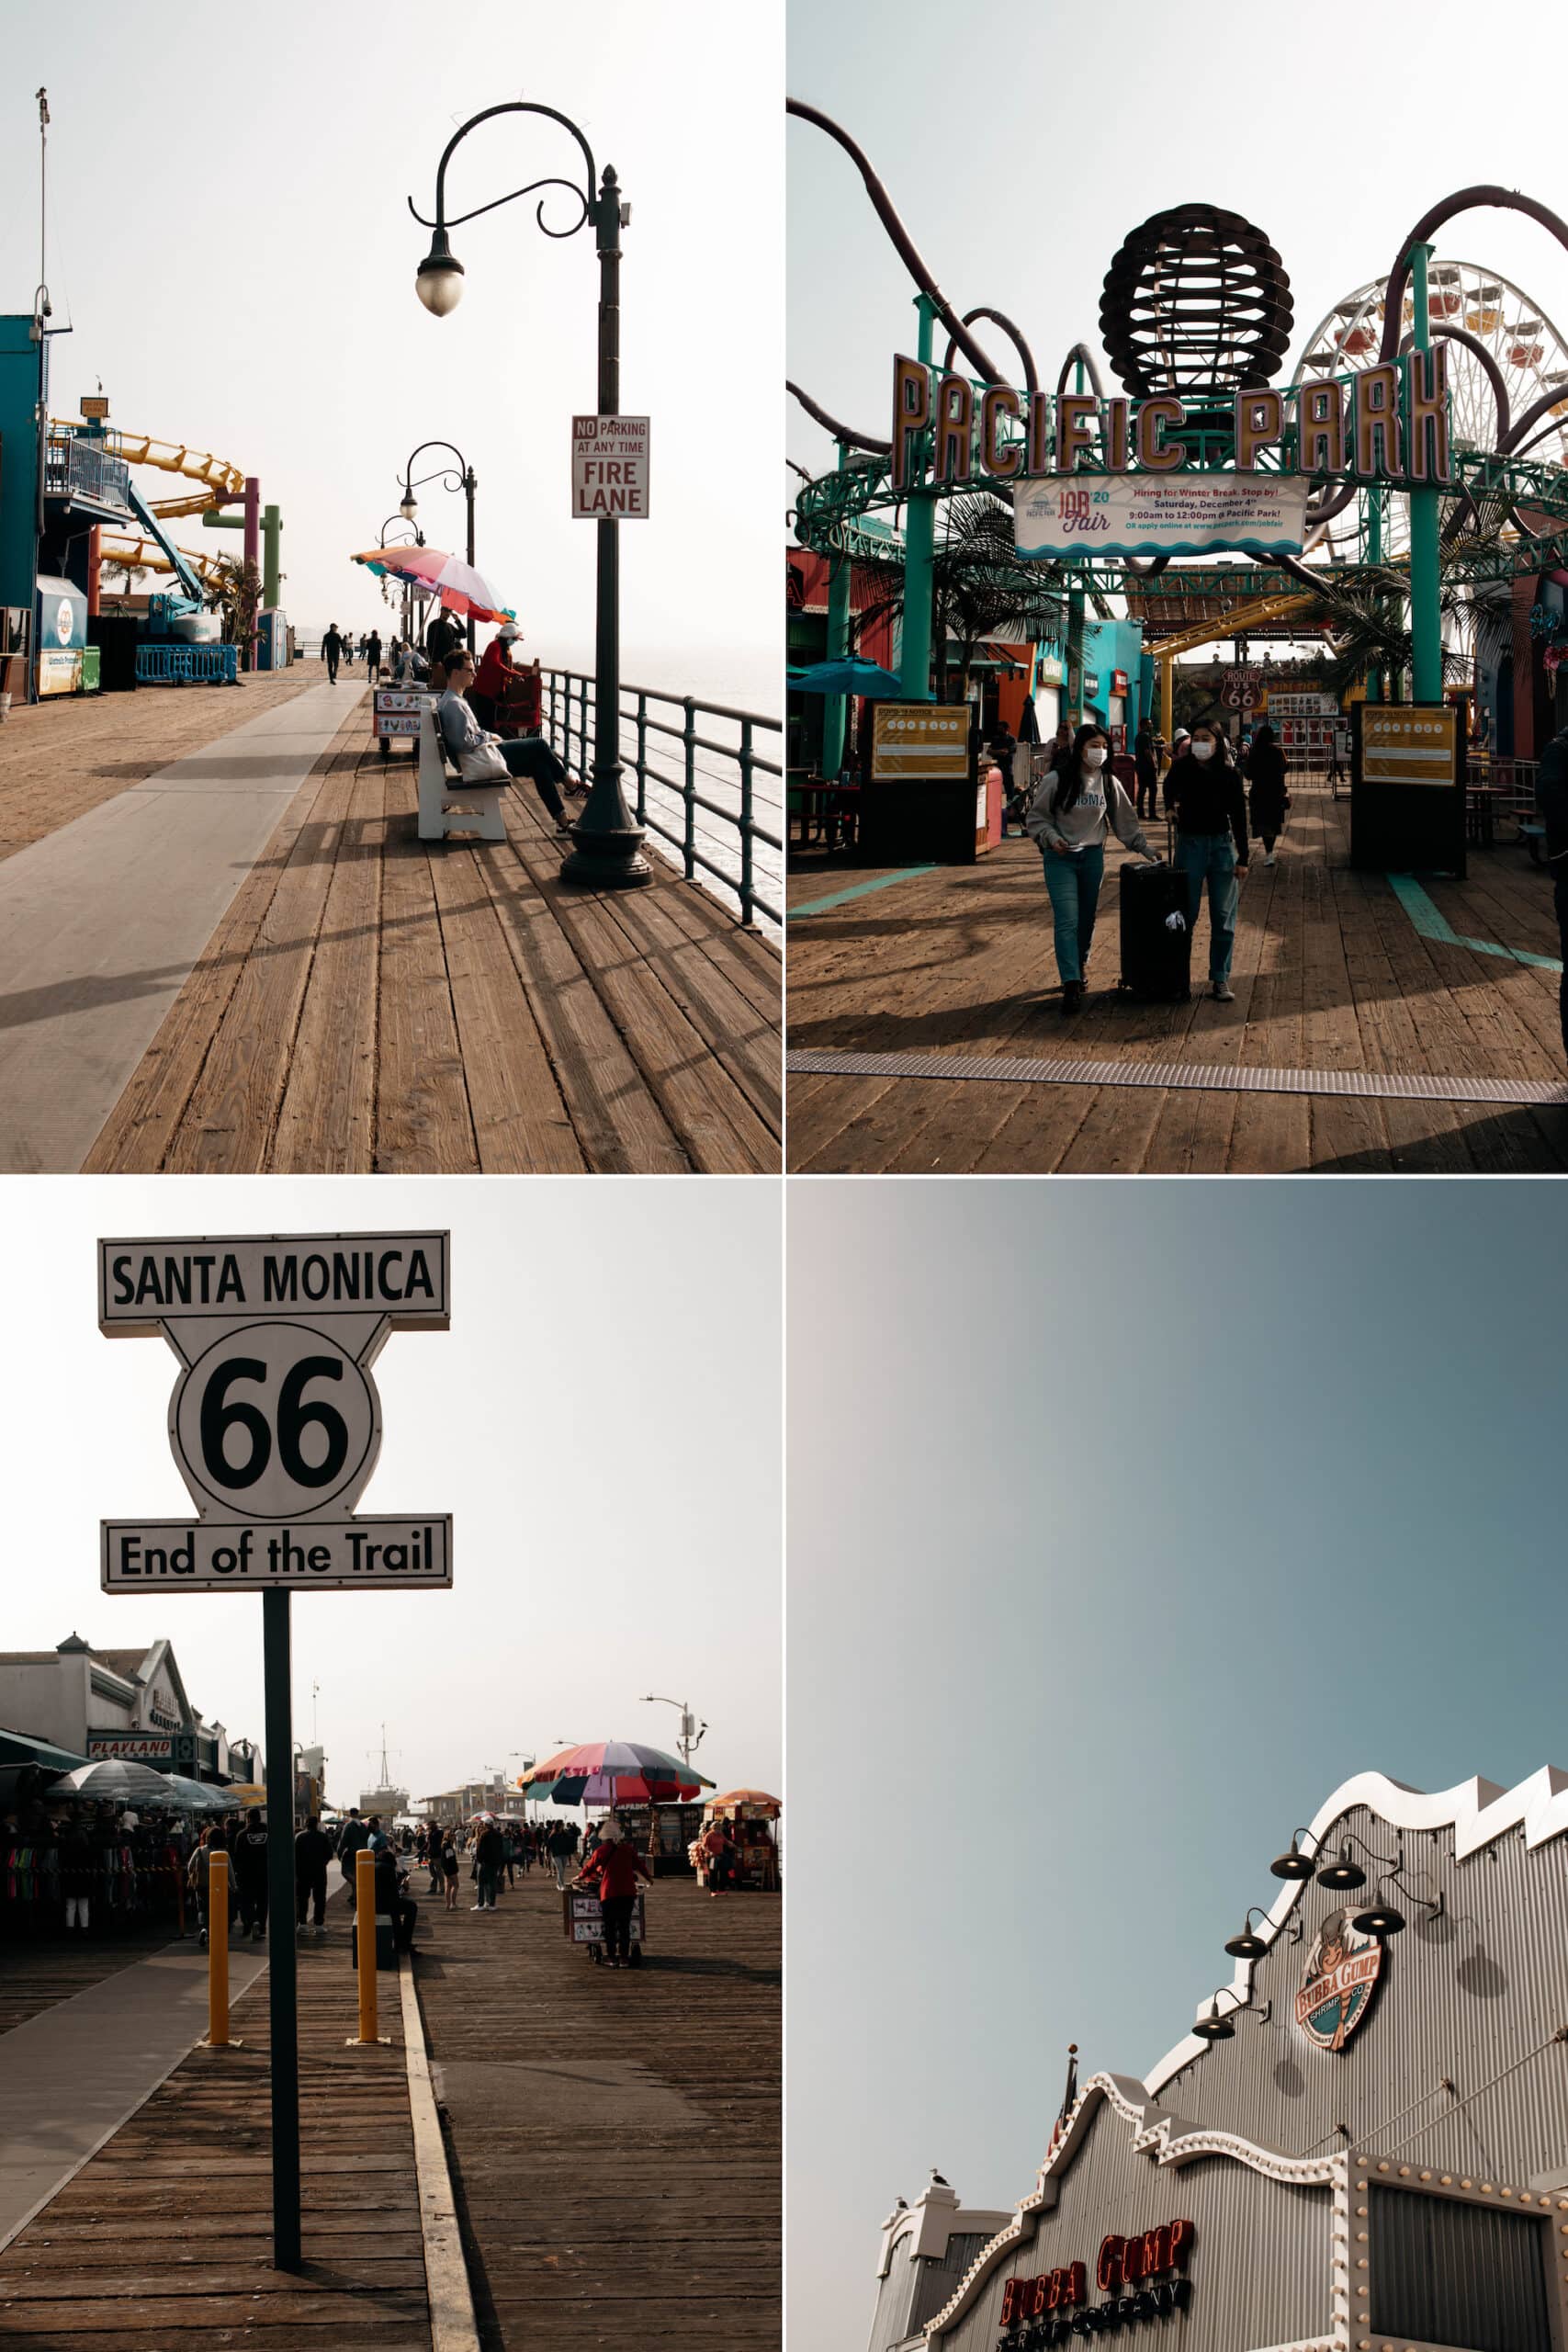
[931,2096,1333,2352]
[1369,2184,1552,2352]
[1159,1807,1568,2183]
[866,2235,919,2352]
[908,2234,992,2335]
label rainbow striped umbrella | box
[350,545,514,624]
[529,1739,715,1806]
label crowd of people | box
[3,1784,203,1940]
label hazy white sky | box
[0,1176,781,1818]
[1,0,782,710]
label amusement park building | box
[865,1769,1568,2352]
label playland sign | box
[1016,471,1308,560]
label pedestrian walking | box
[1166,720,1250,1002]
[187,1823,231,1949]
[1537,719,1568,1067]
[473,1818,506,1911]
[440,1834,460,1910]
[1164,728,1190,811]
[1134,721,1160,821]
[365,628,382,683]
[58,1815,93,1931]
[335,1806,370,1887]
[1242,722,1289,865]
[231,1807,269,1941]
[295,1812,332,1937]
[575,1818,652,1971]
[322,624,344,684]
[1025,722,1158,1012]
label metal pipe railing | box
[541,666,782,929]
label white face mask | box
[1190,741,1215,763]
[1083,746,1107,769]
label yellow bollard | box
[208,1849,231,2047]
[355,1848,378,2045]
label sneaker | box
[471,1903,485,1911]
[1264,853,1276,867]
[1212,981,1235,1003]
[199,1928,208,1948]
[1061,980,1084,1014]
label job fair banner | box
[1015,472,1309,562]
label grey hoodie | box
[1026,766,1153,857]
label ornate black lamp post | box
[411,102,651,890]
[399,441,478,653]
[378,514,423,642]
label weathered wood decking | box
[786,786,1568,1173]
[83,711,781,1175]
[0,1925,430,2349]
[0,1926,175,2041]
[414,1870,779,2350]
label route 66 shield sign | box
[1295,1908,1383,2051]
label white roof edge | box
[1145,1765,1568,2098]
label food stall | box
[694,1789,782,1891]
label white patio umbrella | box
[54,1758,180,1806]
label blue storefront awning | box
[0,1726,92,1773]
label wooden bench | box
[418,700,508,844]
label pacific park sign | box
[891,351,1453,561]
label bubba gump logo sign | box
[998,2221,1195,2340]
[892,351,1451,494]
[1295,1908,1382,2051]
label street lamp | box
[641,1693,706,1770]
[410,101,651,890]
[378,514,423,643]
[400,440,479,653]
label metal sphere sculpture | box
[1100,204,1294,400]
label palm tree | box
[852,492,1068,700]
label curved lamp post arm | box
[409,99,602,243]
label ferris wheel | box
[1292,257,1568,559]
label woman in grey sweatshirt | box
[1025,723,1157,1011]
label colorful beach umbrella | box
[350,545,515,624]
[705,1789,782,1818]
[540,1738,716,1807]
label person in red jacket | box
[574,1817,652,1969]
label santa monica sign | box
[98,1232,453,1596]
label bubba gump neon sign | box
[998,2220,1195,2339]
[891,353,1452,494]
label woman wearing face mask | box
[1026,722,1157,1012]
[1165,721,1249,1001]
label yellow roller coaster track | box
[96,535,226,587]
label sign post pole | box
[1408,242,1444,706]
[898,294,937,703]
[263,1587,300,2271]
[821,441,852,779]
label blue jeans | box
[1042,844,1104,986]
[1177,833,1239,984]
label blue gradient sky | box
[787,1179,1565,2352]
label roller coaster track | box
[53,421,246,585]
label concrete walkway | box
[0,681,365,1171]
[0,1932,270,2251]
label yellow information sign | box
[1359,705,1458,787]
[871,703,971,782]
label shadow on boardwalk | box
[85,713,781,1176]
[786,786,1568,1174]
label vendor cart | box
[562,1885,647,1964]
[373,684,429,760]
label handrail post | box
[738,718,758,930]
[579,673,590,789]
[635,691,649,826]
[208,1850,230,2046]
[354,1849,378,2045]
[682,697,698,882]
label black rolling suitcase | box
[1117,860,1191,1001]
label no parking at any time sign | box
[97,1231,453,1593]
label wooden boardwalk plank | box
[787,784,1567,1173]
[82,723,779,1173]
